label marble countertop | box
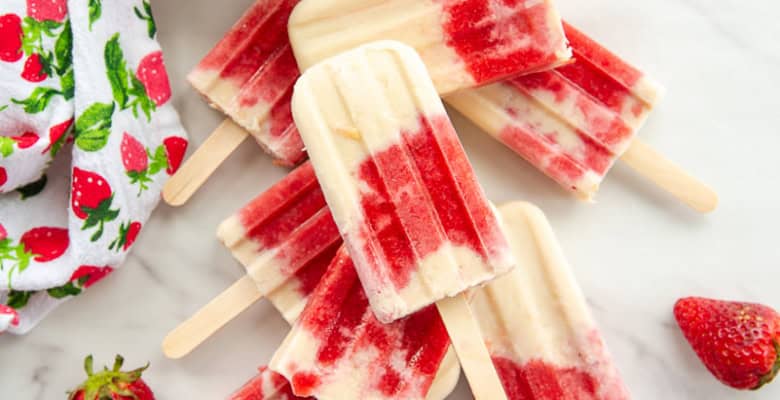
[3,0,779,398]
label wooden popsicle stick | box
[163,119,248,206]
[436,293,508,400]
[620,139,718,213]
[162,275,262,359]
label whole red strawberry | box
[27,0,67,22]
[71,167,119,241]
[68,355,155,400]
[136,51,171,106]
[163,136,187,175]
[0,14,23,62]
[121,133,149,173]
[21,53,47,82]
[19,226,69,262]
[674,297,780,390]
[12,131,40,149]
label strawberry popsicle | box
[446,23,717,211]
[292,41,510,399]
[474,202,630,399]
[288,0,571,94]
[269,246,452,399]
[229,367,312,400]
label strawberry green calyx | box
[757,341,780,389]
[68,355,150,400]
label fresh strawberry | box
[21,53,47,82]
[109,221,141,251]
[121,133,149,173]
[0,304,19,328]
[675,297,780,390]
[26,0,67,22]
[163,136,187,175]
[71,167,119,241]
[0,167,6,187]
[0,14,23,63]
[70,265,112,288]
[68,355,155,400]
[12,131,40,149]
[136,51,171,106]
[42,118,73,155]
[19,227,69,262]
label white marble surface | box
[2,0,780,398]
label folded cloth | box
[0,0,187,334]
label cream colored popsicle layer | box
[446,22,663,199]
[474,202,630,399]
[187,0,304,165]
[289,0,571,95]
[292,41,515,323]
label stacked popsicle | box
[161,0,720,399]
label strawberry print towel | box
[0,0,187,334]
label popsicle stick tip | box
[161,332,190,359]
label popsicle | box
[164,0,572,206]
[446,22,718,212]
[475,202,630,399]
[291,41,510,399]
[288,0,571,94]
[162,162,342,358]
[229,367,312,400]
[269,246,453,399]
[164,0,303,206]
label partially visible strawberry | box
[42,118,73,155]
[71,168,119,241]
[163,136,187,175]
[674,297,780,390]
[0,14,23,63]
[0,304,19,328]
[109,221,141,252]
[0,167,7,187]
[70,265,113,288]
[68,355,155,400]
[136,51,171,106]
[26,0,67,22]
[12,131,40,149]
[19,226,69,262]
[21,53,47,82]
[0,223,7,241]
[121,133,149,173]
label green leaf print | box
[54,20,72,76]
[6,290,32,309]
[75,102,115,152]
[60,68,75,100]
[11,87,61,113]
[16,174,47,199]
[89,0,103,30]
[134,0,157,39]
[105,34,129,108]
[47,282,82,299]
[0,137,14,158]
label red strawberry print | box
[163,136,187,175]
[0,14,23,63]
[27,0,67,22]
[121,133,149,173]
[0,304,19,328]
[70,265,113,288]
[0,223,7,241]
[136,51,171,106]
[675,297,780,390]
[71,167,119,241]
[109,221,142,251]
[68,355,155,400]
[42,118,73,154]
[12,131,40,149]
[19,227,69,262]
[21,53,48,82]
[0,167,7,187]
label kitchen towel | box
[0,0,187,334]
